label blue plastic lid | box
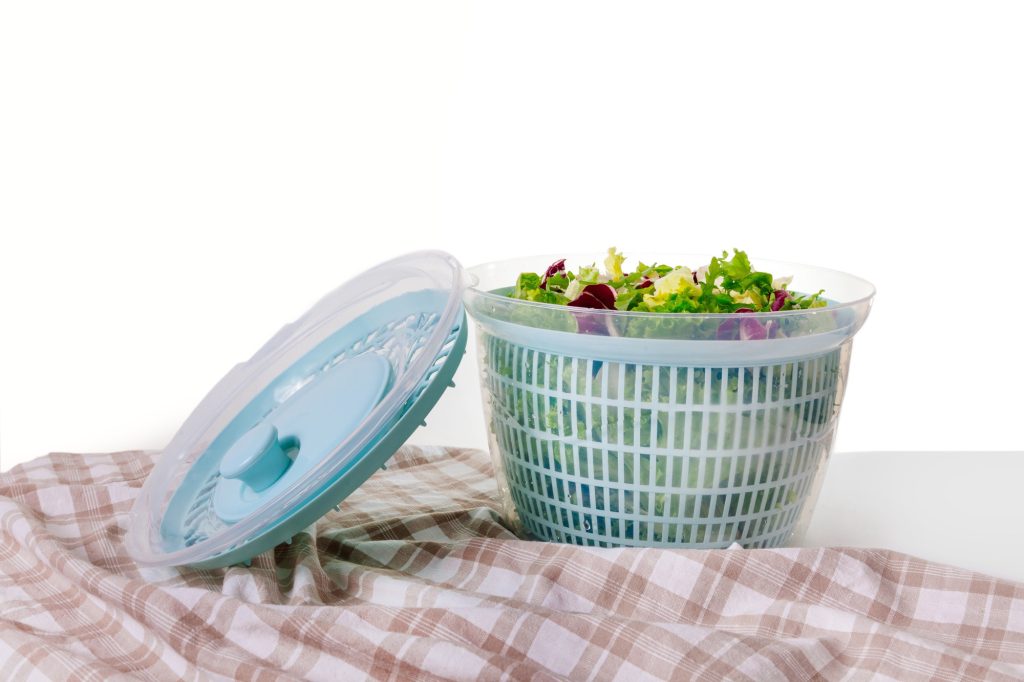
[125,251,467,568]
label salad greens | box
[510,248,827,314]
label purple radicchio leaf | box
[716,308,768,340]
[573,314,611,335]
[716,319,739,340]
[739,316,768,340]
[567,283,618,335]
[636,278,654,289]
[771,289,790,312]
[567,291,605,309]
[539,258,567,290]
[568,283,616,309]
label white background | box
[2,1,1023,471]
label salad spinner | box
[464,254,873,550]
[127,250,873,569]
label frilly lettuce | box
[511,249,826,315]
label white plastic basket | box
[465,254,874,549]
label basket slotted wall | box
[481,333,851,549]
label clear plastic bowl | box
[464,254,874,549]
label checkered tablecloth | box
[1,446,1022,681]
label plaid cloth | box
[1,446,1022,681]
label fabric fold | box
[1,446,1022,681]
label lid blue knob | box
[219,423,291,492]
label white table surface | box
[799,451,1024,583]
